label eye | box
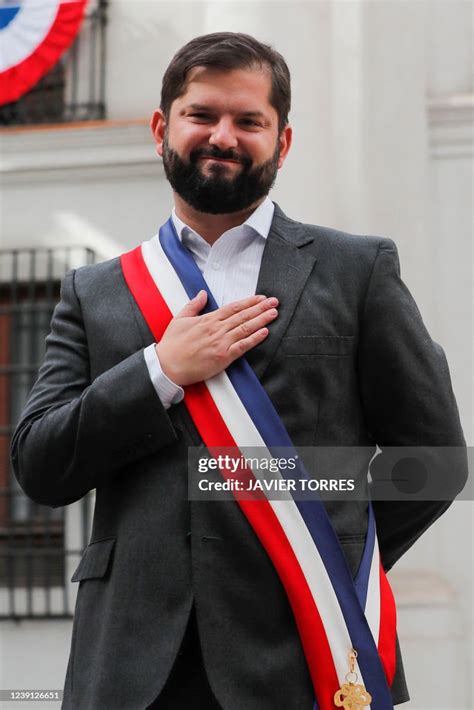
[240,119,261,127]
[189,113,211,121]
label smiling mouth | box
[199,156,242,164]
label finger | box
[215,294,268,321]
[226,308,278,343]
[227,327,270,359]
[222,296,279,333]
[176,289,208,318]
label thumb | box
[176,289,208,318]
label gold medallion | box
[333,648,372,710]
[334,681,373,709]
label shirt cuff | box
[144,343,184,410]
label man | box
[11,32,466,710]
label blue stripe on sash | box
[158,219,392,707]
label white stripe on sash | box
[365,536,381,645]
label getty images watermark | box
[188,446,472,501]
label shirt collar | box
[171,196,275,243]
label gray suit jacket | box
[11,204,466,710]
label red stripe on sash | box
[121,246,341,707]
[121,245,172,340]
[239,498,340,708]
[378,563,397,685]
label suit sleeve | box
[10,269,179,508]
[358,240,467,571]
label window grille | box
[0,247,96,619]
[0,0,107,126]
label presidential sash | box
[120,219,397,710]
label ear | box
[277,124,292,169]
[150,109,166,157]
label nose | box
[208,117,238,150]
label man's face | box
[151,67,292,214]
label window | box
[0,248,95,619]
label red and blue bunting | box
[0,0,88,106]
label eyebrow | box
[185,103,268,119]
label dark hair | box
[160,32,291,133]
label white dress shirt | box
[143,196,275,408]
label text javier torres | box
[195,454,355,494]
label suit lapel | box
[245,203,317,379]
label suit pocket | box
[281,335,355,357]
[71,537,116,582]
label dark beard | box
[161,136,280,214]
